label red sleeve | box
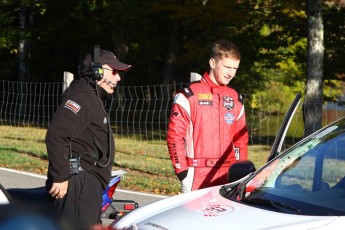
[166,96,191,174]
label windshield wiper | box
[242,197,301,214]
[226,182,247,200]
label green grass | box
[0,125,269,195]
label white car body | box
[114,185,344,229]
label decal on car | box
[203,204,234,217]
[144,222,168,230]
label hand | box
[49,180,69,199]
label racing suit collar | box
[203,72,226,92]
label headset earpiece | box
[89,62,104,81]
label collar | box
[202,72,224,89]
[80,77,110,100]
[97,85,110,100]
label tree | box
[323,2,345,101]
[303,0,324,136]
[18,0,29,82]
[0,0,23,80]
[1,0,343,107]
[161,0,184,84]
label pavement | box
[0,167,169,228]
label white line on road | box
[0,167,46,179]
[0,167,168,199]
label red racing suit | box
[167,72,248,192]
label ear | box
[209,58,216,69]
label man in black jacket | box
[46,48,131,229]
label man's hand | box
[49,180,69,199]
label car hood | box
[113,186,341,230]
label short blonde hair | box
[210,39,241,61]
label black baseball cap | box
[83,50,132,71]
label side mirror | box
[227,160,256,183]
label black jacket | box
[46,77,115,189]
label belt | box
[186,157,233,168]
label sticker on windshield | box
[314,126,338,139]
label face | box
[208,56,240,86]
[97,64,121,94]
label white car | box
[113,93,345,230]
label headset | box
[80,45,104,81]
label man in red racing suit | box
[167,40,248,192]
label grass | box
[0,125,269,195]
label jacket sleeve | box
[46,90,92,183]
[167,93,191,175]
[233,98,249,161]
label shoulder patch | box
[178,85,194,98]
[64,100,81,114]
[238,94,244,105]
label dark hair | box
[210,39,241,61]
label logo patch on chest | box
[197,94,212,100]
[198,101,213,106]
[64,100,81,114]
[198,94,213,106]
[223,96,234,111]
[224,113,235,124]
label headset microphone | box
[103,78,116,88]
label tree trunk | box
[18,0,27,82]
[304,0,324,137]
[18,0,29,119]
[161,0,184,84]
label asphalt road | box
[0,167,169,226]
[0,167,168,207]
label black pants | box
[49,171,103,230]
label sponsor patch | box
[238,94,244,104]
[181,87,194,98]
[198,101,213,106]
[192,160,198,166]
[197,94,212,100]
[171,111,180,116]
[234,147,240,160]
[224,113,235,124]
[64,100,81,114]
[223,96,234,110]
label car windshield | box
[237,118,345,216]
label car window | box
[238,122,345,215]
[244,138,321,192]
[277,154,316,191]
[321,133,345,188]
